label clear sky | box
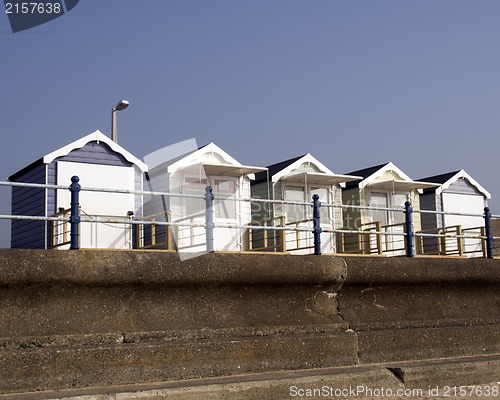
[1,1,499,247]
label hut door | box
[391,193,406,224]
[371,193,388,226]
[211,176,240,251]
[370,193,389,253]
[310,187,329,223]
[284,187,306,222]
[284,186,309,253]
[212,177,237,221]
[311,186,335,253]
[371,192,406,254]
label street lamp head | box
[111,99,130,143]
[115,100,129,111]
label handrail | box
[2,179,498,257]
[4,180,500,218]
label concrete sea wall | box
[0,249,498,396]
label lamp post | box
[111,99,129,143]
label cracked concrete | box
[334,257,361,366]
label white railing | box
[1,180,498,257]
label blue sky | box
[1,1,499,247]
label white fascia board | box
[167,142,244,174]
[43,130,148,172]
[359,161,413,189]
[271,153,335,183]
[438,169,491,199]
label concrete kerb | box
[1,355,499,400]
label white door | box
[443,193,485,257]
[371,193,389,226]
[173,175,207,254]
[389,193,407,255]
[311,187,335,253]
[56,161,135,249]
[212,177,240,251]
[283,185,334,254]
[175,175,240,254]
[370,192,407,255]
[368,193,388,253]
[284,186,309,253]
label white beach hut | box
[141,142,266,254]
[250,154,360,254]
[9,130,147,249]
[340,162,438,255]
[417,169,491,256]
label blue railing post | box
[205,186,215,253]
[312,194,322,255]
[484,207,493,259]
[404,200,414,257]
[69,176,81,250]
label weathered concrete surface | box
[0,250,348,337]
[0,250,499,395]
[0,250,355,393]
[337,256,500,363]
[1,356,498,400]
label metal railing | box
[1,177,498,258]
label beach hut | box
[250,154,360,254]
[9,130,147,249]
[417,170,491,256]
[141,142,265,254]
[340,162,437,255]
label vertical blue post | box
[205,186,215,253]
[484,207,493,259]
[69,176,81,250]
[404,200,414,257]
[312,194,322,255]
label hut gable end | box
[372,169,406,184]
[290,162,322,174]
[418,170,491,199]
[446,178,483,196]
[55,141,133,168]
